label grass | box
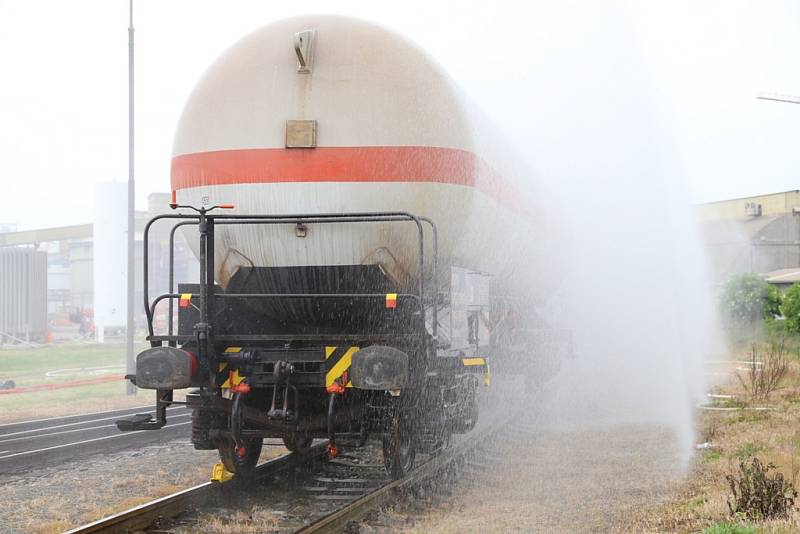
[0,342,143,386]
[701,522,758,534]
[710,398,749,410]
[0,342,153,422]
[735,442,765,460]
[0,381,167,423]
[626,342,800,532]
[201,509,281,534]
[10,462,220,533]
[726,410,771,426]
[40,447,287,533]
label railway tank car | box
[117,14,556,478]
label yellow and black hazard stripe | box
[325,346,359,388]
[217,347,246,388]
[462,357,491,387]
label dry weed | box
[737,341,789,401]
[726,457,797,519]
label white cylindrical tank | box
[172,15,553,296]
[93,181,128,338]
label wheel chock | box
[210,462,233,483]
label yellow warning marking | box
[217,363,232,389]
[210,462,233,483]
[325,346,336,359]
[326,346,359,387]
[224,347,242,353]
[485,363,491,387]
[221,369,245,388]
[462,357,486,366]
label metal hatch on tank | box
[115,14,559,479]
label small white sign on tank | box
[93,182,128,341]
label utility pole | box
[126,0,136,395]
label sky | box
[0,0,798,230]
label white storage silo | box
[93,182,127,341]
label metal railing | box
[142,211,439,353]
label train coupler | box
[267,361,296,420]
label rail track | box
[0,406,191,474]
[64,441,329,534]
[298,428,488,533]
[65,416,507,534]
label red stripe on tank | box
[171,146,529,214]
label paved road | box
[0,405,193,475]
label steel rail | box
[295,420,507,533]
[65,419,507,533]
[65,442,328,534]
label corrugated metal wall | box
[0,247,47,341]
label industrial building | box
[0,247,47,343]
[698,190,800,288]
[5,187,798,342]
[0,191,196,343]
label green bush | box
[780,282,800,334]
[720,274,782,326]
[764,317,789,337]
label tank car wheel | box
[460,386,479,433]
[382,414,416,479]
[437,431,452,454]
[190,409,216,450]
[357,426,369,447]
[282,432,313,454]
[217,437,263,477]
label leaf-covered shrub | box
[720,274,782,326]
[779,282,800,334]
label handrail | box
[142,214,199,337]
[168,221,196,343]
[142,211,438,352]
